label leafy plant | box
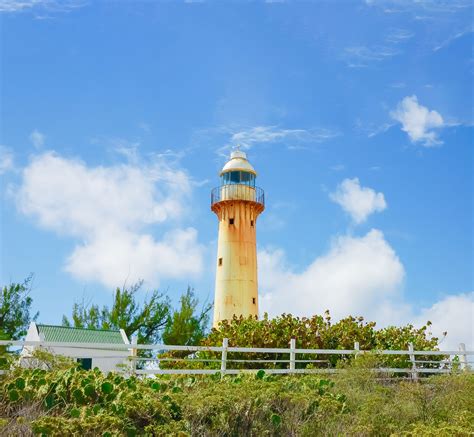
[197,312,442,371]
[0,275,38,341]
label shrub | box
[196,313,442,371]
[0,354,472,436]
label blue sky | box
[0,0,472,349]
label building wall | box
[213,200,263,327]
[47,346,129,373]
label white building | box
[22,322,131,373]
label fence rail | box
[1,339,471,378]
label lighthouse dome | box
[220,150,257,176]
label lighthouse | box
[211,149,265,328]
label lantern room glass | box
[221,171,255,187]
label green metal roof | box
[36,324,126,344]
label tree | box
[62,281,171,344]
[0,275,38,340]
[162,287,212,346]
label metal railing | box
[0,339,471,378]
[211,185,265,208]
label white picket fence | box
[0,339,472,379]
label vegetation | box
[62,281,171,345]
[190,313,443,370]
[0,352,472,436]
[206,312,440,352]
[0,275,38,341]
[62,283,210,349]
[162,288,211,347]
[0,277,469,436]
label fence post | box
[459,343,467,371]
[408,343,418,381]
[220,338,228,377]
[130,336,137,376]
[354,341,360,361]
[289,338,296,373]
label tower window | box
[218,258,223,266]
[229,218,235,225]
[250,220,254,227]
[221,171,255,187]
[252,298,256,304]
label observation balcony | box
[211,184,265,211]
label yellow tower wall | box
[212,199,263,328]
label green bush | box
[194,313,443,371]
[0,353,472,436]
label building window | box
[218,257,223,266]
[229,218,234,225]
[250,220,254,227]
[252,298,256,304]
[77,358,92,370]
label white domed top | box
[220,150,257,176]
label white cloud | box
[364,0,471,15]
[259,229,406,323]
[195,125,340,157]
[0,0,84,13]
[66,227,202,289]
[390,82,406,88]
[343,45,400,68]
[414,293,474,350]
[385,28,414,43]
[0,0,45,12]
[14,152,204,288]
[433,26,473,51]
[342,25,414,68]
[330,178,387,224]
[259,231,473,350]
[355,119,395,138]
[390,95,444,146]
[229,125,340,149]
[29,129,45,149]
[0,146,14,174]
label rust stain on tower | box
[211,150,265,328]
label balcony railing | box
[211,185,265,208]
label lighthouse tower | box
[211,149,265,328]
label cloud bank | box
[260,175,473,350]
[259,230,473,350]
[259,229,406,324]
[14,152,204,288]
